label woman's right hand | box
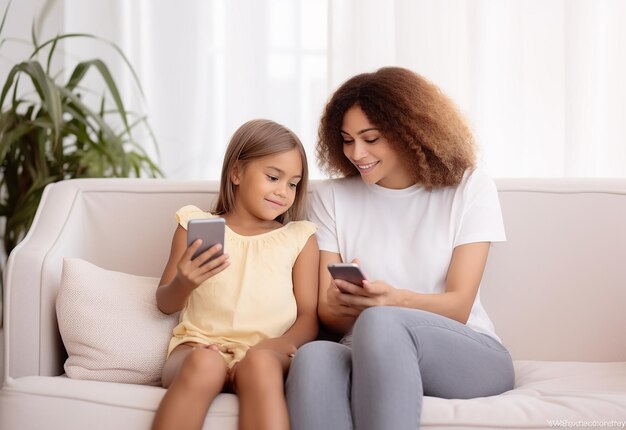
[317,251,361,333]
[326,278,363,318]
[174,240,230,292]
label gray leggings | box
[286,307,514,430]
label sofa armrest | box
[3,178,219,380]
[4,180,84,380]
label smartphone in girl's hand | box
[187,218,225,260]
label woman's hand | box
[326,279,362,317]
[330,278,399,313]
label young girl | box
[152,119,319,430]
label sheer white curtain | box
[329,0,626,177]
[59,0,626,179]
[63,0,328,179]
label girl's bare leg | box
[152,345,228,430]
[234,348,291,430]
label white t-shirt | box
[308,168,506,341]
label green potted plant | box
[0,3,162,259]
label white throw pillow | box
[56,258,178,386]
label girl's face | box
[341,105,413,189]
[231,148,302,221]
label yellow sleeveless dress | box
[167,205,316,367]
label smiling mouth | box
[355,161,379,172]
[266,198,285,207]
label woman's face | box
[341,105,414,189]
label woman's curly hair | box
[317,67,476,188]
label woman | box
[286,67,514,430]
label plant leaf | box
[0,61,63,144]
[0,0,12,41]
[66,59,131,133]
[45,35,58,75]
[31,33,147,100]
[1,25,162,259]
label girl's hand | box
[249,337,298,357]
[174,240,230,291]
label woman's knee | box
[293,341,350,370]
[353,306,409,340]
[287,341,351,387]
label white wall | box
[0,0,64,76]
[5,0,626,181]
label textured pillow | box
[56,258,178,386]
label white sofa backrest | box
[483,178,626,362]
[3,178,626,380]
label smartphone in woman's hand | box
[327,263,367,287]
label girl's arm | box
[156,224,230,314]
[330,242,491,325]
[252,235,320,353]
[280,234,320,348]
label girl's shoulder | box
[175,205,216,229]
[281,220,317,250]
[285,220,317,236]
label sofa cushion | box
[2,361,624,430]
[56,258,178,386]
[422,360,626,428]
[0,376,238,430]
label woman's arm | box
[333,242,491,324]
[156,224,230,314]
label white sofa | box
[1,178,625,430]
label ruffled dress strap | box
[285,220,317,251]
[175,205,215,229]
